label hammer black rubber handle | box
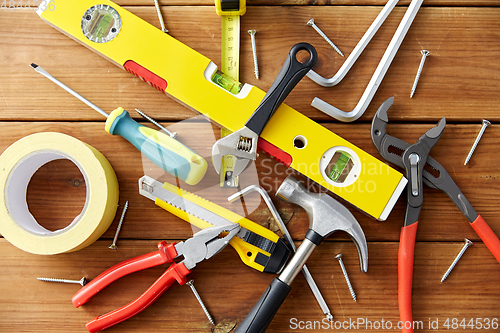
[234,277,291,333]
[245,42,317,136]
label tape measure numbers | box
[215,0,246,186]
[221,15,240,82]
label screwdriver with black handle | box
[31,64,208,185]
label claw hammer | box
[235,175,369,332]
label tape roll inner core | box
[6,151,89,236]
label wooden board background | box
[1,1,500,332]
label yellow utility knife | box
[139,175,291,274]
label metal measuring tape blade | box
[215,0,246,183]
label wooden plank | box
[83,1,500,7]
[1,122,499,243]
[1,6,499,122]
[0,239,499,332]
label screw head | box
[307,18,315,26]
[79,277,88,286]
[109,244,118,250]
[335,253,343,260]
[465,238,473,246]
[186,279,194,286]
[482,119,491,127]
[248,30,256,35]
[421,50,430,56]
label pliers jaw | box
[180,224,241,270]
[371,97,447,226]
[371,97,411,167]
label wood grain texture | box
[0,0,499,332]
[1,6,500,122]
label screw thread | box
[37,277,87,286]
[311,24,343,57]
[441,239,472,282]
[464,121,490,165]
[248,31,259,79]
[336,257,357,302]
[153,0,168,33]
[110,201,129,249]
[410,51,429,98]
[186,280,215,325]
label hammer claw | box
[276,175,368,273]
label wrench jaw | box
[211,126,257,176]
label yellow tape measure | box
[215,0,245,81]
[216,0,246,187]
[221,15,240,81]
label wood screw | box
[441,239,473,282]
[410,50,430,98]
[37,277,88,286]
[186,279,215,325]
[335,254,357,302]
[307,18,344,57]
[248,30,259,79]
[464,119,491,165]
[109,201,129,250]
[153,0,168,33]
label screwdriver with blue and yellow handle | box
[31,63,208,185]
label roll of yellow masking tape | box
[0,132,119,255]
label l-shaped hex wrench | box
[307,0,399,87]
[228,185,333,320]
[310,0,423,122]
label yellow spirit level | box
[37,0,407,221]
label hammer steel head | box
[276,175,368,273]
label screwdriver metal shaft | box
[30,63,109,118]
[135,108,177,138]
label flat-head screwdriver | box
[31,64,207,185]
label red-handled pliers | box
[371,97,500,333]
[72,224,240,333]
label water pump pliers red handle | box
[371,97,500,333]
[71,224,240,333]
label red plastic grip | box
[72,241,178,307]
[85,262,191,333]
[398,222,418,333]
[470,214,500,263]
[123,60,168,93]
[257,138,292,167]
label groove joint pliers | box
[371,97,500,333]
